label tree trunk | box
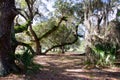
[60,46,65,54]
[29,25,42,55]
[0,0,19,76]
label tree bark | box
[0,0,19,76]
[60,46,65,54]
[29,24,42,55]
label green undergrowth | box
[84,42,119,68]
[15,48,43,74]
[91,43,117,67]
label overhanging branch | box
[38,16,67,41]
[43,23,80,54]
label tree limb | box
[38,16,67,40]
[43,24,79,54]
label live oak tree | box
[34,18,80,54]
[14,0,41,55]
[15,0,58,55]
[15,0,82,55]
[0,0,20,76]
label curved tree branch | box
[43,24,80,54]
[38,16,67,41]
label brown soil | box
[0,53,120,80]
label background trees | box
[80,0,120,66]
[14,0,120,66]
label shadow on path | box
[27,55,120,80]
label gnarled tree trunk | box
[0,0,18,76]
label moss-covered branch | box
[38,16,67,41]
[43,24,80,54]
[14,20,31,33]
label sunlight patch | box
[65,69,83,72]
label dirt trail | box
[0,54,120,80]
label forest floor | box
[0,52,120,80]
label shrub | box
[92,42,116,66]
[15,48,42,74]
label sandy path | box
[0,54,120,80]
